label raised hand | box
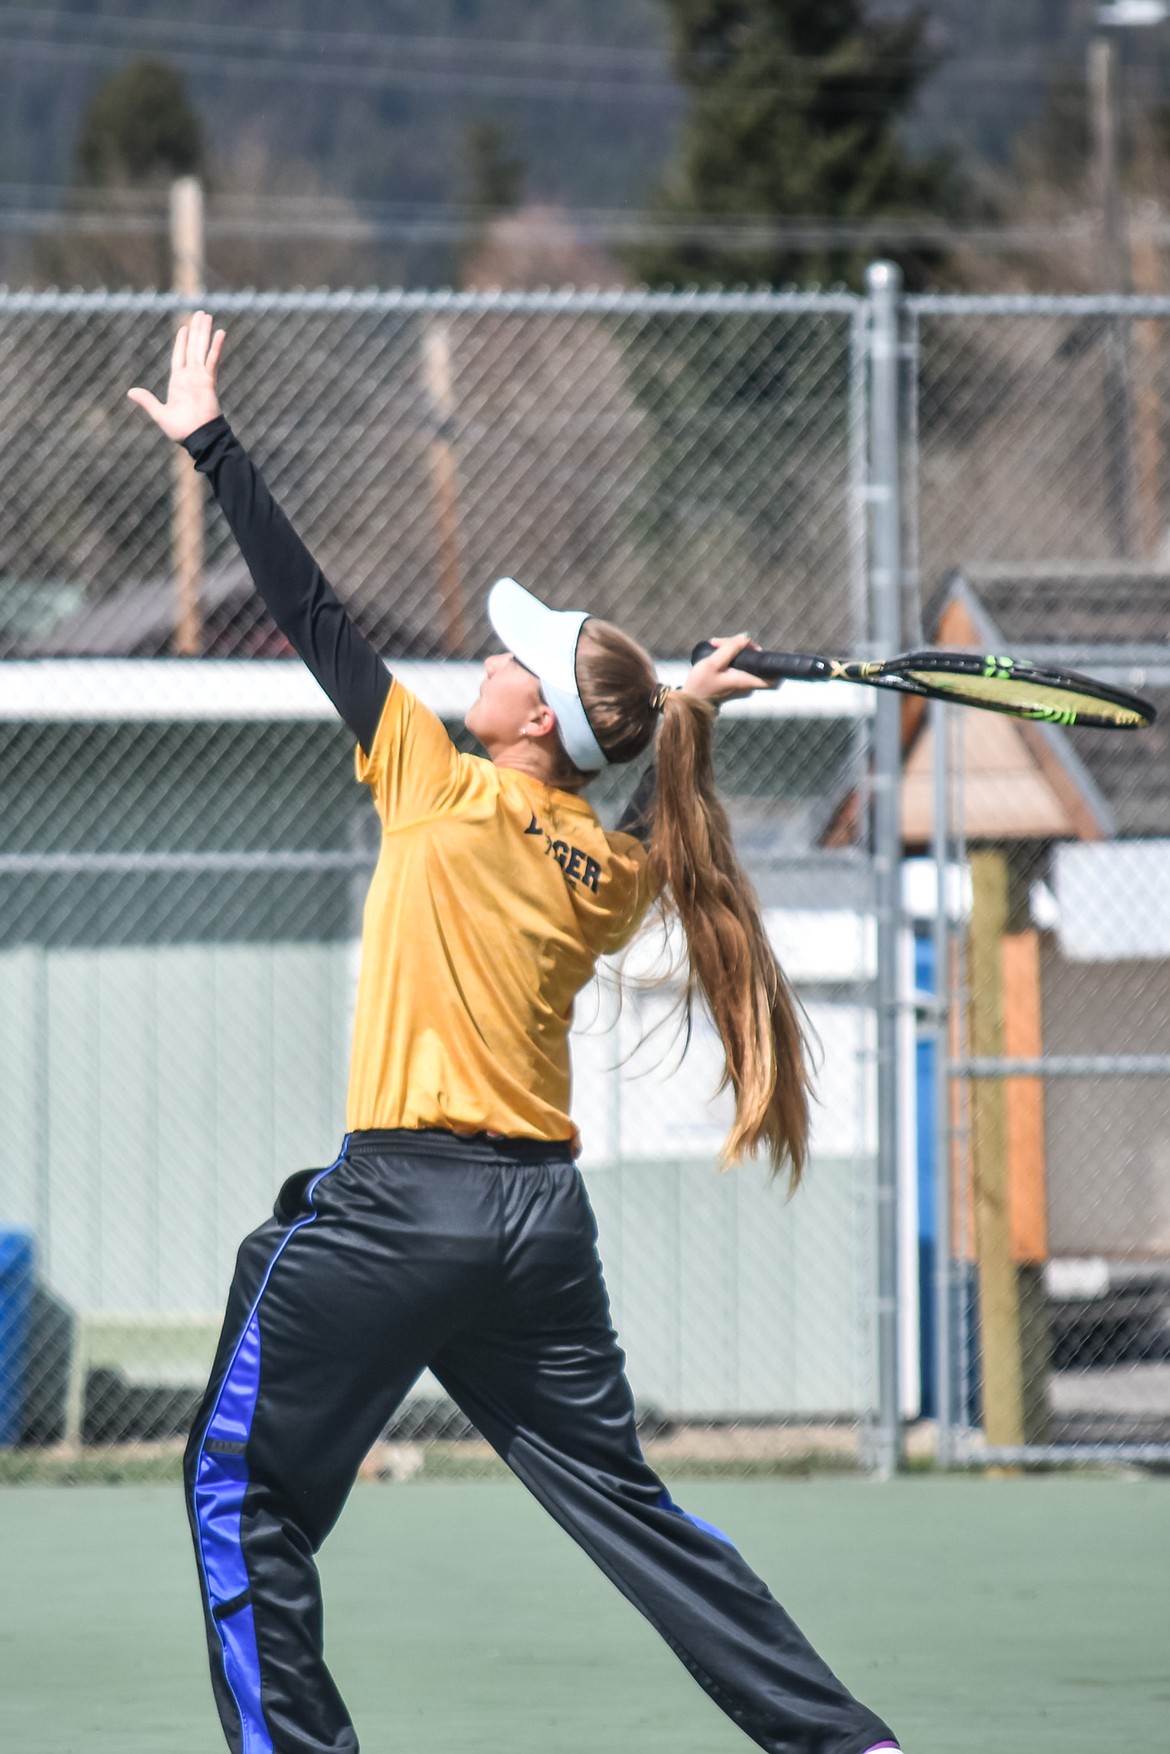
[684,632,776,704]
[127,308,226,442]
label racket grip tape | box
[689,641,832,681]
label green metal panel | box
[581,1156,877,1419]
[0,946,47,1234]
[0,942,350,1314]
[1,938,876,1415]
[0,719,359,949]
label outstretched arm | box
[128,311,390,754]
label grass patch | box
[0,1448,184,1486]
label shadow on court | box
[1,1476,1167,1754]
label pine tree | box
[631,0,954,288]
[75,57,206,189]
[35,58,206,290]
[460,121,526,216]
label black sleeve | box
[615,759,656,845]
[182,415,391,754]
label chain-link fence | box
[908,296,1170,1467]
[4,282,1169,1479]
[0,289,866,663]
[0,289,887,1480]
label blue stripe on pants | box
[656,1484,737,1549]
[191,1143,348,1752]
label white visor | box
[486,577,608,773]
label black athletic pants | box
[183,1130,897,1754]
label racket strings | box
[901,668,1148,727]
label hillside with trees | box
[0,0,680,287]
[626,0,959,291]
[2,0,1168,290]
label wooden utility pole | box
[1090,36,1129,290]
[422,322,467,656]
[171,176,205,657]
[967,850,1026,1450]
[1130,207,1165,557]
[1000,926,1051,1444]
[1089,34,1139,558]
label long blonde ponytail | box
[574,620,812,1188]
[650,689,811,1186]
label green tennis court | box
[2,1474,1166,1754]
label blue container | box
[0,1233,34,1444]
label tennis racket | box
[690,643,1156,730]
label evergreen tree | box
[631,0,954,288]
[36,58,207,290]
[460,120,526,215]
[75,57,206,188]
[457,119,526,279]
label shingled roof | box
[935,566,1170,840]
[12,563,436,662]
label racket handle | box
[690,641,832,681]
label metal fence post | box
[932,701,953,1467]
[866,260,904,1476]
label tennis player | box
[129,311,901,1754]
